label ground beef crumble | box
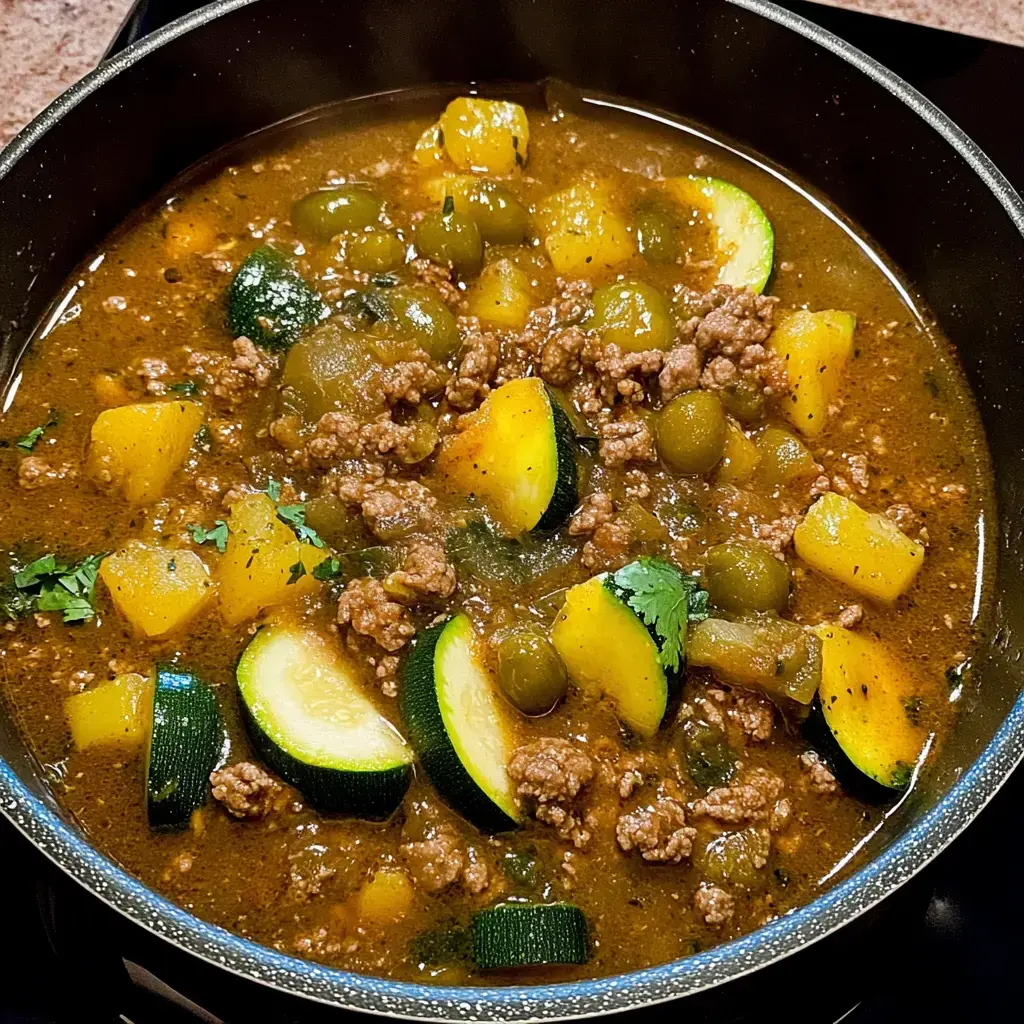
[378,351,446,407]
[400,824,490,895]
[446,317,500,410]
[187,336,276,409]
[300,410,436,466]
[387,540,456,599]
[568,492,615,535]
[598,416,658,468]
[327,471,437,540]
[799,751,838,795]
[690,769,789,831]
[658,343,702,402]
[410,257,462,307]
[694,884,735,926]
[18,457,72,490]
[539,326,587,387]
[615,794,697,863]
[336,577,416,651]
[568,491,634,570]
[210,762,284,820]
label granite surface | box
[0,0,1022,149]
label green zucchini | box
[146,667,223,830]
[227,245,328,350]
[550,558,705,738]
[401,614,520,832]
[473,903,589,969]
[237,623,413,818]
[435,377,578,535]
[664,176,774,293]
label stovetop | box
[3,2,1024,1021]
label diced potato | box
[65,673,153,751]
[164,213,217,261]
[770,309,856,437]
[87,401,204,504]
[355,869,415,925]
[465,259,534,330]
[413,123,445,166]
[438,97,529,174]
[755,426,817,486]
[536,178,635,275]
[100,541,214,637]
[717,420,760,485]
[794,492,925,602]
[816,624,930,788]
[219,493,322,625]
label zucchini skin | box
[238,698,411,819]
[535,390,580,533]
[146,667,223,830]
[473,902,589,969]
[400,618,518,834]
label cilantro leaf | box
[15,426,45,452]
[265,478,282,503]
[12,552,106,624]
[609,557,690,674]
[287,560,307,585]
[188,520,230,554]
[167,380,200,397]
[312,556,341,581]
[276,503,325,549]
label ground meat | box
[799,751,838,795]
[580,519,634,571]
[624,468,651,499]
[410,257,462,306]
[446,318,499,410]
[336,577,416,651]
[187,337,276,409]
[133,356,171,395]
[400,825,490,895]
[598,416,658,468]
[727,690,774,742]
[210,762,283,820]
[694,884,735,926]
[18,457,70,490]
[885,502,930,545]
[686,285,777,355]
[754,514,801,554]
[809,474,832,500]
[568,492,615,535]
[508,739,596,848]
[387,541,456,599]
[690,769,788,830]
[837,603,864,628]
[658,343,701,402]
[378,351,446,406]
[615,795,697,863]
[539,326,587,387]
[554,278,594,323]
[304,411,435,466]
[329,472,437,541]
[587,342,664,405]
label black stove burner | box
[3,2,1024,1020]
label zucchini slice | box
[663,175,774,293]
[227,245,328,351]
[237,623,413,818]
[435,378,578,535]
[401,614,520,832]
[146,667,223,830]
[815,624,930,790]
[551,558,702,738]
[473,903,589,969]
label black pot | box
[1,0,1023,1018]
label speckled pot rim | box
[2,0,1024,1019]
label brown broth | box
[0,91,991,984]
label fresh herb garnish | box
[15,409,59,452]
[312,556,341,581]
[264,479,325,549]
[9,552,106,623]
[265,478,282,503]
[167,380,200,397]
[188,520,230,554]
[286,560,307,585]
[607,557,708,673]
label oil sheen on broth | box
[0,91,990,984]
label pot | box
[1,0,1023,1018]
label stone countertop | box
[0,0,1022,148]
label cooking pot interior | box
[0,0,1022,1011]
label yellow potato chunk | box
[438,97,529,174]
[816,625,930,788]
[794,492,925,602]
[87,401,204,504]
[219,493,322,625]
[465,259,534,330]
[717,420,760,485]
[536,178,635,275]
[355,869,415,925]
[65,673,153,751]
[413,122,445,166]
[100,541,214,637]
[771,309,857,437]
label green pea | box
[415,197,483,277]
[464,181,533,244]
[495,624,568,716]
[634,197,683,264]
[386,284,461,361]
[590,279,674,352]
[655,391,726,474]
[291,186,383,241]
[704,541,790,614]
[346,229,406,273]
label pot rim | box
[1,0,1023,1019]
